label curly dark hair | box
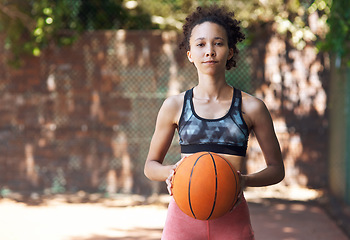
[179,5,245,70]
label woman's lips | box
[203,60,218,64]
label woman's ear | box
[227,48,234,60]
[187,51,193,63]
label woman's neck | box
[195,75,232,101]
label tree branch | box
[0,3,35,30]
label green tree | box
[138,0,330,51]
[1,0,346,66]
[0,0,153,66]
[319,0,350,64]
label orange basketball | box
[172,152,240,220]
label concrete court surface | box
[0,191,348,240]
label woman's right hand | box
[165,157,186,195]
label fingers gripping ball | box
[172,152,240,220]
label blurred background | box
[0,0,349,237]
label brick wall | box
[0,29,329,196]
[248,25,329,189]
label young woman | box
[144,5,284,240]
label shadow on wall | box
[0,23,330,197]
[247,22,329,189]
[0,30,190,196]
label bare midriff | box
[181,153,244,172]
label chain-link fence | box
[0,3,253,197]
[0,1,331,198]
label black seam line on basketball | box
[217,154,239,208]
[206,152,218,220]
[188,153,207,219]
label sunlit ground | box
[0,194,168,240]
[245,186,348,240]
[0,187,348,240]
[244,185,322,202]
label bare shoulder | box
[241,92,266,113]
[162,92,184,109]
[241,92,270,129]
[158,92,185,125]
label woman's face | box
[187,21,233,75]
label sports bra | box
[178,88,249,156]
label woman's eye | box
[215,42,223,46]
[197,43,204,47]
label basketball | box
[172,152,241,220]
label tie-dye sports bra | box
[178,88,249,156]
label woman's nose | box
[205,46,216,57]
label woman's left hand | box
[165,157,186,195]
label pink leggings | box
[162,195,255,240]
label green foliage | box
[1,0,348,66]
[0,0,153,66]
[77,0,152,30]
[138,0,329,52]
[137,0,195,30]
[0,0,80,66]
[318,0,350,64]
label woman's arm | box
[242,96,285,187]
[144,96,182,182]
